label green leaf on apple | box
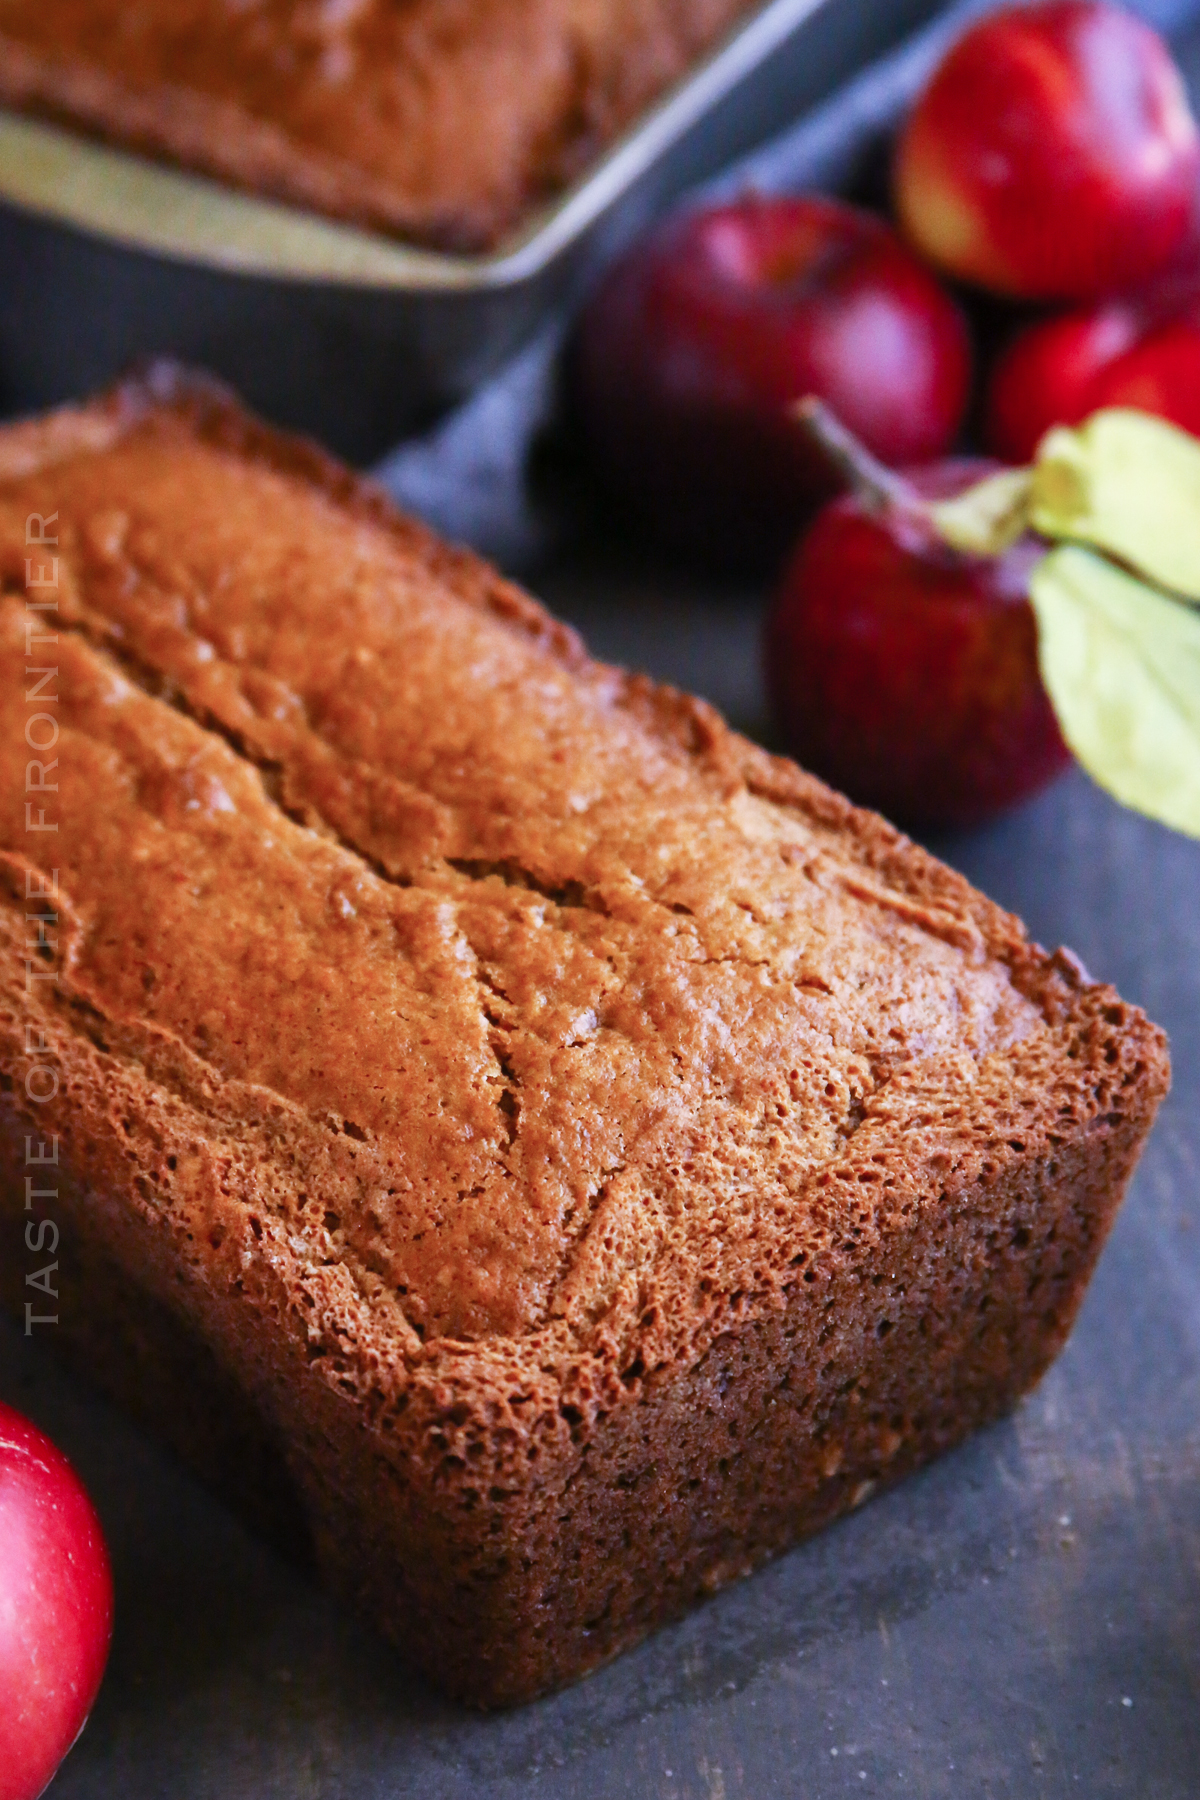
[930,408,1200,586]
[929,467,1033,556]
[1031,409,1200,603]
[1029,546,1200,840]
[929,407,1200,840]
[795,395,1200,838]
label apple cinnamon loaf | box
[0,367,1169,1704]
[0,0,761,250]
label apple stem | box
[793,396,925,518]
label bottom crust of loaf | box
[0,1045,1161,1706]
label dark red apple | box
[764,459,1071,828]
[986,283,1200,462]
[895,1,1200,300]
[0,1399,113,1800]
[570,194,971,564]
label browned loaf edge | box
[0,0,759,251]
[0,365,1170,1706]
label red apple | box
[0,1399,113,1800]
[764,458,1071,828]
[570,194,971,564]
[986,283,1200,462]
[895,1,1200,300]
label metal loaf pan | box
[0,0,948,462]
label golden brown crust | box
[0,367,1170,1702]
[0,0,761,250]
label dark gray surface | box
[2,559,1197,1800]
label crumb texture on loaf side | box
[0,0,760,248]
[0,371,1170,1704]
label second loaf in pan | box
[0,0,761,249]
[0,366,1169,1704]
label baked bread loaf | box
[0,0,761,250]
[0,367,1169,1705]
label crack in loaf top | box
[0,372,1048,1344]
[0,0,761,248]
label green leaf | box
[1029,546,1200,839]
[1031,409,1200,602]
[928,468,1033,557]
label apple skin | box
[986,286,1200,462]
[0,1399,114,1800]
[895,1,1200,300]
[570,195,971,564]
[764,460,1072,829]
